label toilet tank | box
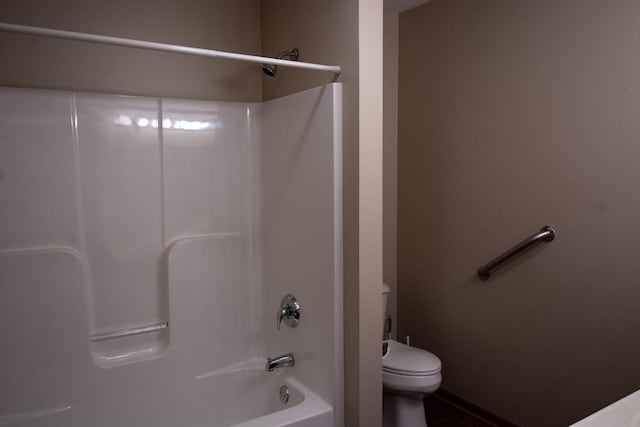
[382,283,390,336]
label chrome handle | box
[277,308,287,330]
[277,294,301,330]
[477,225,556,281]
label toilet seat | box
[382,340,441,376]
[382,340,442,395]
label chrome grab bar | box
[90,322,168,342]
[477,226,556,281]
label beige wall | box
[358,1,384,426]
[383,11,398,340]
[262,1,383,425]
[398,0,640,425]
[0,0,261,101]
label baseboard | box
[431,389,521,427]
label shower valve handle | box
[277,294,301,330]
[277,308,287,330]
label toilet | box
[382,284,442,427]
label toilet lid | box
[382,340,441,376]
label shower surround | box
[0,83,343,426]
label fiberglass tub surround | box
[0,84,342,427]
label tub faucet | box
[266,353,295,372]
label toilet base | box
[383,392,427,427]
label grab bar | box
[90,322,168,342]
[477,226,555,281]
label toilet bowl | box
[382,284,442,427]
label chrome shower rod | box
[0,23,342,76]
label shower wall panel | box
[162,99,256,242]
[0,84,342,426]
[0,86,259,369]
[261,84,343,414]
[0,88,78,251]
[75,94,164,336]
[0,249,93,414]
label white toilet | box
[382,284,442,427]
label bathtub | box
[0,361,333,427]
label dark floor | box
[424,395,498,427]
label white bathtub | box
[1,362,332,427]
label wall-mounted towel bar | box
[90,322,168,342]
[477,226,555,281]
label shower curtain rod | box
[0,23,342,76]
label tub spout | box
[266,353,295,372]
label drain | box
[279,384,290,404]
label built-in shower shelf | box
[90,323,169,368]
[90,322,168,342]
